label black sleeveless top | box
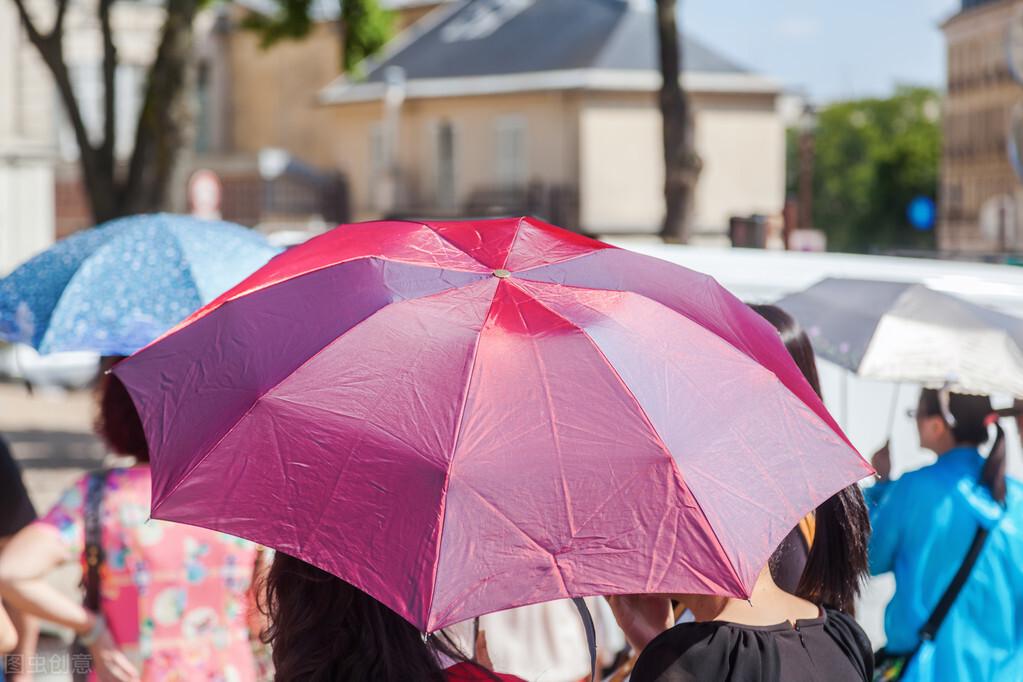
[0,436,36,537]
[630,608,873,682]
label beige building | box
[1,0,441,241]
[319,0,785,239]
[6,0,785,244]
[941,0,1023,254]
[0,0,57,272]
[201,0,441,167]
[189,0,445,226]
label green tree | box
[792,87,942,253]
[340,0,393,73]
[245,0,394,74]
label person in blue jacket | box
[866,388,1023,681]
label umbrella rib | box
[517,256,792,385]
[498,216,529,270]
[151,282,464,518]
[183,254,488,339]
[422,283,501,626]
[164,219,210,305]
[154,277,501,531]
[22,227,109,351]
[427,494,573,629]
[503,282,579,539]
[419,221,497,271]
[515,270,850,439]
[512,248,611,277]
[36,229,133,353]
[505,280,748,593]
[530,283,814,523]
[512,273,722,342]
[441,482,573,613]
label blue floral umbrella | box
[0,214,281,355]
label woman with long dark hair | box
[749,303,869,607]
[607,304,873,681]
[867,387,1023,681]
[262,552,525,682]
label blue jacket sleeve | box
[866,478,903,576]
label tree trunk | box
[655,0,693,243]
[11,0,117,223]
[10,0,198,225]
[121,0,200,215]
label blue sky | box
[684,0,961,102]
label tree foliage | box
[242,0,316,47]
[791,87,942,253]
[244,0,394,74]
[340,0,393,73]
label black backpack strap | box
[916,525,988,644]
[471,616,480,661]
[72,470,108,682]
[572,597,598,682]
[82,471,108,611]
[883,526,989,681]
[889,522,991,679]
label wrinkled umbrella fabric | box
[777,277,1023,396]
[116,217,871,631]
[0,213,281,355]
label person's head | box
[915,388,991,453]
[916,388,1005,503]
[94,358,149,461]
[750,303,869,614]
[262,552,487,682]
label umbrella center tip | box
[493,269,511,279]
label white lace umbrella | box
[776,278,1023,397]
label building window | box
[435,120,457,210]
[369,122,386,183]
[943,182,963,221]
[494,115,527,189]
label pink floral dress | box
[37,465,259,681]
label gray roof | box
[359,0,751,84]
[961,0,999,11]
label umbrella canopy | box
[0,213,281,356]
[776,278,1023,396]
[115,217,871,632]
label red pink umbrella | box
[115,217,871,631]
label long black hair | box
[919,388,1007,504]
[750,304,870,614]
[261,552,494,682]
